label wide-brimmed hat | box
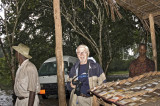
[12,43,32,59]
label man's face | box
[139,45,147,56]
[76,47,89,64]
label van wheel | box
[42,94,49,99]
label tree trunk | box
[104,58,112,75]
[97,53,102,67]
[0,38,15,83]
[53,0,67,106]
[0,38,10,68]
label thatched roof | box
[90,71,160,105]
[115,0,160,29]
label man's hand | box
[70,81,76,89]
[28,91,35,106]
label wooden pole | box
[149,14,157,71]
[53,0,67,106]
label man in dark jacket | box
[67,44,106,106]
[129,43,155,77]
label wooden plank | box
[149,14,157,72]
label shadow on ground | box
[39,95,69,106]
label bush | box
[108,58,133,74]
[0,57,12,90]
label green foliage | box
[0,0,79,71]
[61,0,144,72]
[108,57,133,72]
[1,0,159,78]
[108,71,129,75]
[0,58,12,90]
[0,48,4,58]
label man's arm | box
[67,66,76,91]
[28,91,35,106]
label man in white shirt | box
[12,43,40,106]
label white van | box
[38,56,78,99]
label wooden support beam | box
[53,0,67,106]
[149,14,157,71]
[93,95,99,106]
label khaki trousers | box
[77,96,91,106]
[15,95,39,106]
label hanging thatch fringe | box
[106,0,122,21]
[115,0,160,30]
[110,6,115,21]
[103,0,110,17]
[83,0,122,21]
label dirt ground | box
[0,90,69,106]
[39,95,69,106]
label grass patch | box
[108,71,129,75]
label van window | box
[68,62,73,70]
[39,61,69,76]
[69,63,73,67]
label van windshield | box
[39,61,69,76]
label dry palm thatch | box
[91,71,160,105]
[83,0,123,22]
[103,0,123,21]
[115,0,160,31]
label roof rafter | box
[116,0,160,28]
